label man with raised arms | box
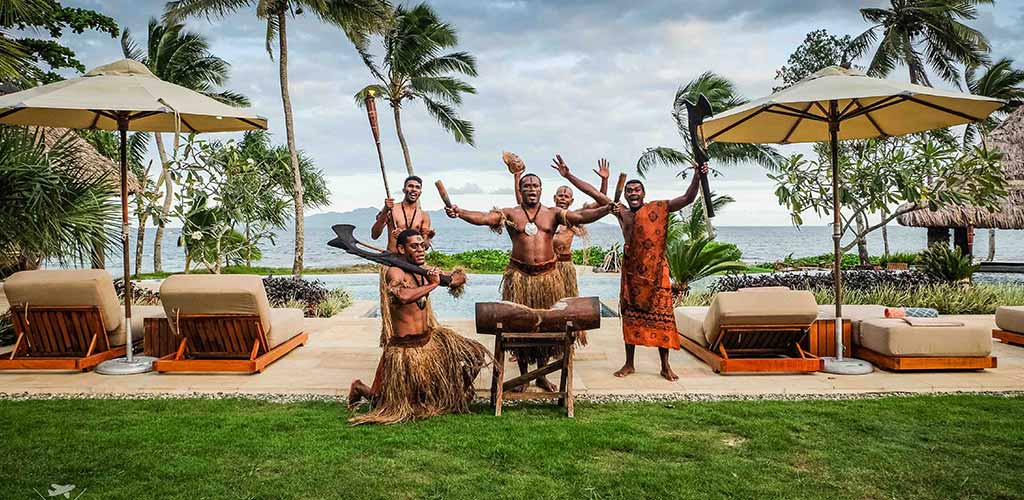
[554,155,707,381]
[348,229,488,425]
[445,167,612,391]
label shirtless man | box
[348,229,488,425]
[555,155,707,381]
[371,175,434,252]
[445,172,612,391]
[370,175,434,345]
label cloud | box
[56,1,1024,227]
[448,182,485,194]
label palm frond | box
[636,147,691,178]
[421,95,475,145]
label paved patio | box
[3,299,1023,397]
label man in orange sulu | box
[555,156,707,381]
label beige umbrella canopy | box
[0,59,266,132]
[701,66,1002,144]
[898,106,1024,231]
[0,58,267,374]
[699,65,1001,372]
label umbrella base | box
[95,356,157,375]
[821,357,873,375]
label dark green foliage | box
[0,311,12,346]
[920,243,980,282]
[0,0,118,85]
[774,29,856,90]
[711,270,943,294]
[262,276,329,314]
[668,237,746,294]
[572,245,607,266]
[0,126,117,272]
[1,395,1023,499]
[426,249,509,273]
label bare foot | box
[660,367,679,382]
[613,365,635,377]
[347,379,369,409]
[536,376,557,392]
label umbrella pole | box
[120,124,133,362]
[823,100,872,375]
[96,116,156,375]
[829,102,843,361]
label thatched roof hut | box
[36,127,140,193]
[897,106,1024,230]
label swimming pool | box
[312,271,718,319]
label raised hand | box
[551,154,570,177]
[610,202,626,215]
[445,205,461,219]
[384,198,394,210]
[594,158,610,179]
[427,267,441,285]
[449,269,467,287]
[696,162,709,176]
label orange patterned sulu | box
[619,200,680,350]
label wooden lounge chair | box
[675,288,822,374]
[0,269,162,371]
[993,306,1024,347]
[853,317,996,371]
[152,275,308,374]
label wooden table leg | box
[558,328,571,407]
[564,334,575,418]
[492,333,505,417]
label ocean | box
[105,223,1024,276]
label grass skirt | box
[349,325,490,425]
[501,263,577,363]
[556,261,587,346]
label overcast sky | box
[63,0,1024,225]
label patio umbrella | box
[699,65,1002,374]
[0,59,267,374]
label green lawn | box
[2,395,1022,499]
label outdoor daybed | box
[993,306,1024,347]
[675,287,823,374]
[152,274,308,374]
[0,269,163,371]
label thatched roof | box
[35,127,140,194]
[897,107,1024,229]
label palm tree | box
[638,72,782,238]
[121,18,249,274]
[963,57,1024,261]
[165,0,389,276]
[666,237,746,297]
[848,0,992,87]
[355,2,477,175]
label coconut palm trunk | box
[276,11,305,277]
[134,215,147,276]
[392,102,414,175]
[153,132,172,273]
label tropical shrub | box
[0,127,117,274]
[711,270,942,293]
[572,245,608,267]
[667,237,746,295]
[113,279,162,305]
[314,288,354,317]
[263,277,329,314]
[0,312,13,346]
[919,244,979,282]
[426,249,508,273]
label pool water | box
[313,272,719,319]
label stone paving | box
[3,299,1023,398]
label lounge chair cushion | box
[738,286,791,292]
[160,274,273,335]
[110,305,165,347]
[857,318,991,357]
[266,308,304,349]
[674,306,709,347]
[704,290,818,345]
[995,306,1024,334]
[4,269,122,334]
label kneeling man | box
[348,229,490,425]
